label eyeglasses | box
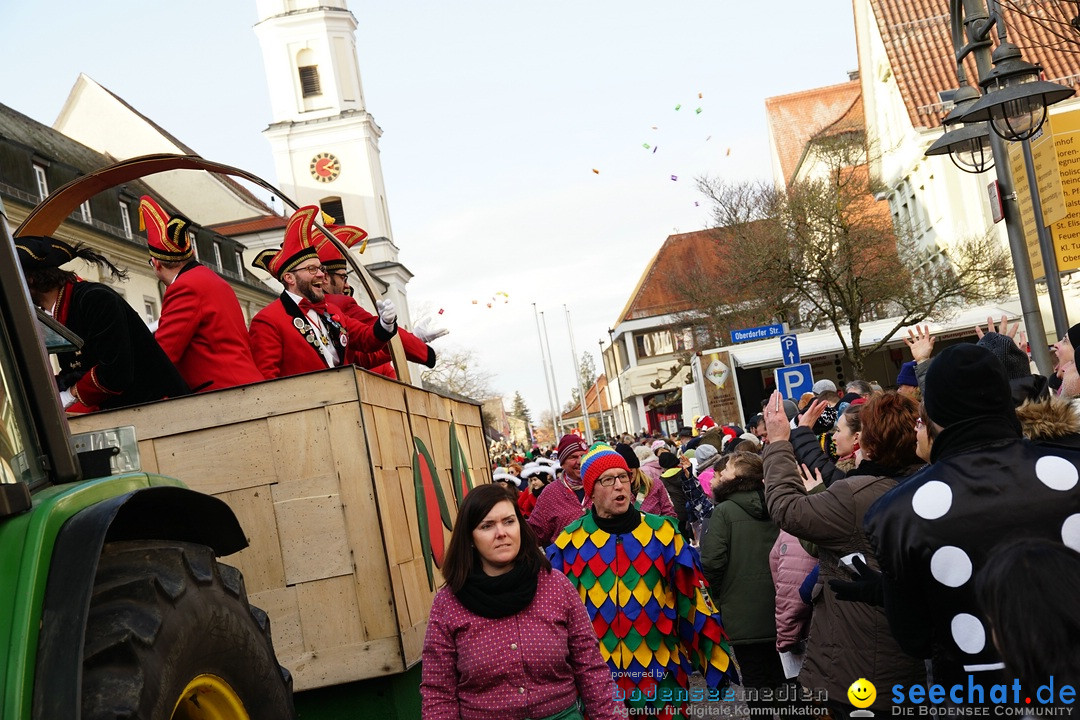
[331,271,350,280]
[596,472,631,487]
[291,264,327,276]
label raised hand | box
[798,399,829,429]
[376,299,397,328]
[904,324,935,363]
[412,321,449,343]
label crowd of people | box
[15,197,446,412]
[424,319,1080,719]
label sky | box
[0,1,857,421]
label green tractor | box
[0,199,294,717]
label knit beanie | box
[975,332,1032,380]
[696,443,720,469]
[896,360,918,387]
[579,443,630,497]
[614,442,640,469]
[557,434,589,465]
[924,343,1017,429]
[657,451,680,470]
[1068,323,1080,352]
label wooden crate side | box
[450,401,482,428]
[371,405,413,469]
[296,575,365,652]
[217,485,286,594]
[353,369,408,413]
[273,492,354,586]
[326,402,398,642]
[286,637,406,691]
[401,620,428,668]
[372,467,413,566]
[248,586,303,664]
[68,369,360,439]
[395,466,424,559]
[137,439,159,473]
[267,409,335,486]
[152,420,276,495]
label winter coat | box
[1016,395,1080,448]
[788,427,847,487]
[636,471,676,518]
[769,530,817,653]
[865,419,1080,688]
[699,485,779,644]
[639,458,663,488]
[762,441,925,711]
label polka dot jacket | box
[420,567,628,720]
[865,437,1080,686]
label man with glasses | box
[249,206,397,380]
[313,223,444,379]
[140,196,262,392]
[548,442,738,719]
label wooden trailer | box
[69,365,491,691]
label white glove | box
[60,389,76,409]
[376,299,397,331]
[412,321,449,343]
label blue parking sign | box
[774,363,814,400]
[780,334,800,366]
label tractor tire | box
[81,540,295,720]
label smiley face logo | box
[848,678,876,708]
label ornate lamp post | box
[925,0,1075,373]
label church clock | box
[309,152,341,183]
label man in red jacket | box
[141,196,263,393]
[312,223,444,378]
[248,206,398,380]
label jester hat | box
[251,205,322,279]
[139,196,193,262]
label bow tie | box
[298,298,329,315]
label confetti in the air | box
[438,308,444,315]
[695,107,703,114]
[671,175,678,181]
[706,135,712,141]
[694,201,700,206]
[592,168,600,174]
[652,146,657,154]
[726,148,731,156]
[643,143,651,149]
[675,104,682,111]
[698,92,703,99]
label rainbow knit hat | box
[579,442,630,497]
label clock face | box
[310,152,341,183]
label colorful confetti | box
[698,92,703,99]
[592,168,600,174]
[671,175,678,181]
[643,143,651,149]
[706,135,712,141]
[675,104,682,111]
[694,201,700,206]
[695,107,703,114]
[438,308,445,315]
[652,146,657,154]
[726,148,731,156]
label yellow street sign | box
[1050,108,1080,274]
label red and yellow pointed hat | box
[313,220,369,271]
[139,196,193,261]
[251,206,322,279]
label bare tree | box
[685,133,1014,377]
[421,347,496,401]
[996,1,1080,57]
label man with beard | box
[312,222,443,379]
[248,206,397,380]
[140,196,262,392]
[527,434,590,546]
[16,236,189,412]
[547,442,738,719]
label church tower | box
[254,0,412,323]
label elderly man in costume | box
[140,196,262,392]
[311,222,444,379]
[528,434,591,546]
[248,206,398,380]
[547,442,738,719]
[16,236,188,412]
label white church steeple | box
[254,0,411,324]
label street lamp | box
[960,41,1074,141]
[925,84,994,173]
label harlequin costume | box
[248,206,396,380]
[15,236,189,412]
[140,196,262,392]
[313,223,436,378]
[547,444,738,720]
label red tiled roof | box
[562,375,611,418]
[766,81,862,186]
[869,0,1080,130]
[617,229,723,324]
[209,214,288,236]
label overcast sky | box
[0,1,857,422]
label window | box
[79,200,92,224]
[143,298,158,325]
[0,319,47,486]
[320,198,344,224]
[33,164,49,200]
[633,328,694,360]
[235,250,244,275]
[118,201,132,238]
[299,65,322,97]
[212,241,223,270]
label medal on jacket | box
[339,333,348,347]
[293,317,306,330]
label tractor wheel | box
[81,540,295,720]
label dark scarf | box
[930,415,1021,464]
[591,505,641,534]
[453,561,539,619]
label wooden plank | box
[373,406,413,468]
[397,466,424,558]
[268,409,335,487]
[152,420,275,495]
[287,637,405,691]
[274,493,354,585]
[372,467,412,566]
[400,621,428,668]
[404,386,432,419]
[388,565,412,633]
[217,485,286,594]
[296,575,364,651]
[137,440,159,473]
[68,368,361,439]
[327,402,398,641]
[359,404,383,467]
[354,369,408,413]
[248,586,303,661]
[450,401,482,427]
[399,558,431,629]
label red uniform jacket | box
[155,262,263,392]
[326,294,435,379]
[249,293,396,380]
